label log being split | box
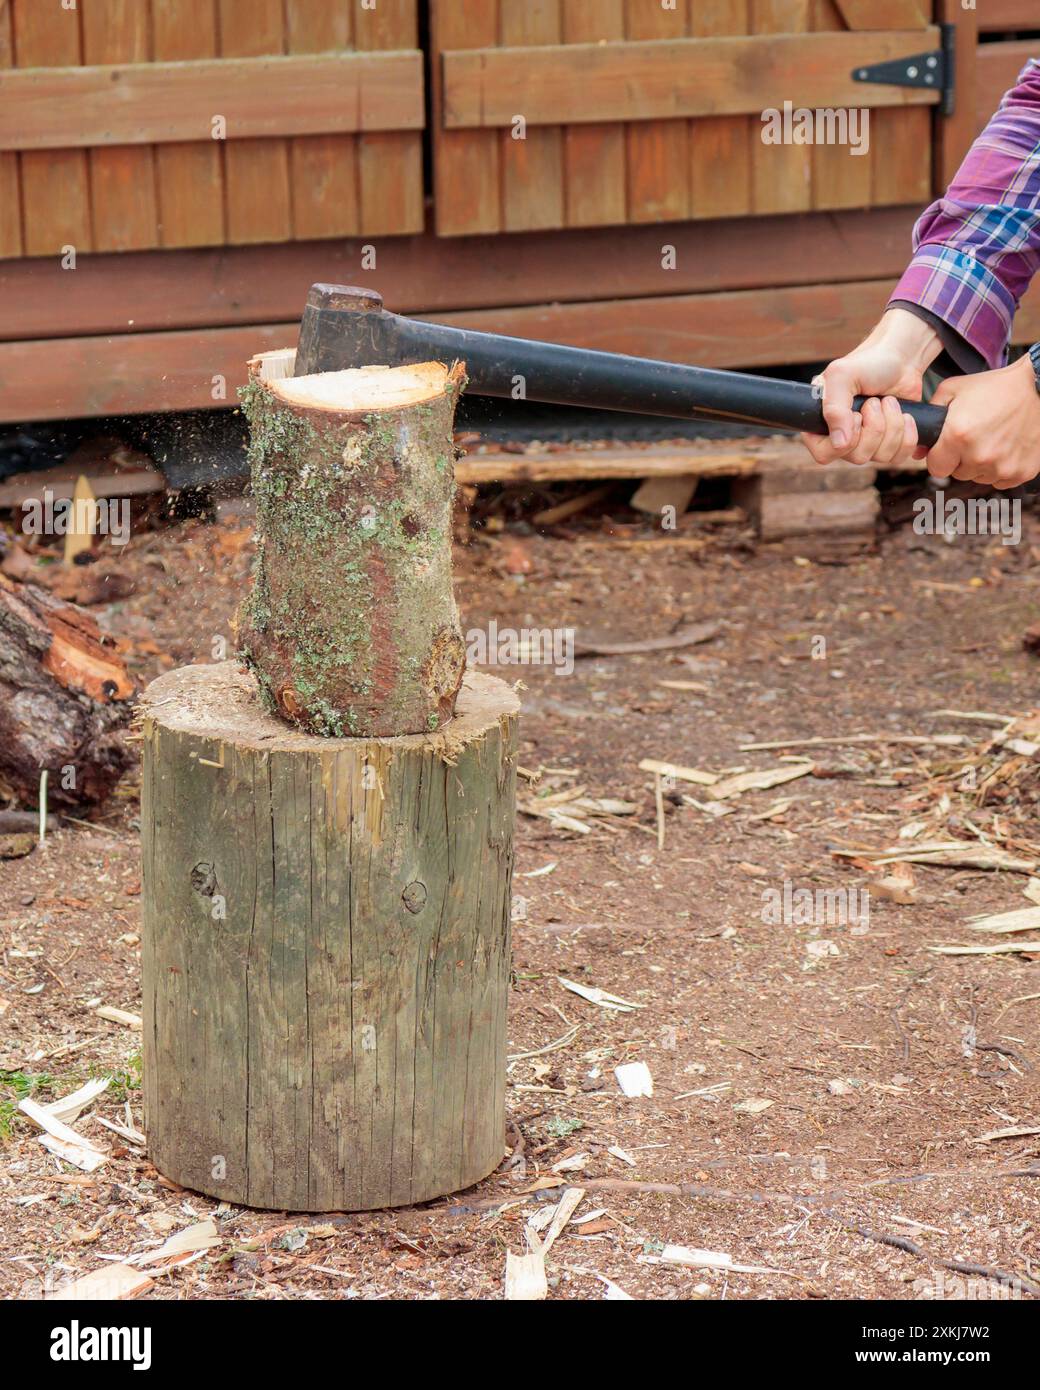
[236,354,467,738]
[141,661,518,1212]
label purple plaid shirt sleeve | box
[889,58,1040,370]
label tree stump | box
[236,356,467,738]
[141,660,518,1212]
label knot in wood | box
[191,862,218,897]
[402,881,427,914]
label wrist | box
[1025,343,1040,395]
[872,308,943,374]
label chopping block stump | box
[141,660,519,1212]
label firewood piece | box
[629,475,697,520]
[63,474,97,566]
[733,458,879,549]
[0,572,134,806]
[236,355,467,737]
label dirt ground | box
[2,483,1040,1301]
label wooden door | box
[0,0,424,258]
[431,0,939,235]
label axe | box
[295,284,947,448]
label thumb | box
[819,362,859,450]
[928,376,963,410]
[925,378,964,478]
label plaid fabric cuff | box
[889,244,1019,371]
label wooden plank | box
[808,0,871,211]
[623,0,690,223]
[431,0,501,236]
[11,278,1040,423]
[81,0,158,252]
[499,1,564,232]
[456,445,767,485]
[0,323,300,420]
[562,0,626,227]
[976,41,1036,135]
[847,0,933,209]
[11,0,92,255]
[834,0,929,24]
[0,52,425,150]
[358,130,424,235]
[690,1,752,220]
[218,0,291,246]
[442,29,944,126]
[152,0,225,249]
[0,208,923,339]
[354,0,424,236]
[286,1,359,240]
[936,1,976,187]
[435,279,902,366]
[977,0,1038,29]
[0,0,21,256]
[751,1,812,215]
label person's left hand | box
[925,354,1040,489]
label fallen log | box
[0,572,134,806]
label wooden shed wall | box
[430,0,936,235]
[0,2,1038,422]
[0,0,423,257]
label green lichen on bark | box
[235,368,467,738]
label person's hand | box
[925,353,1040,489]
[799,307,942,467]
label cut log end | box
[267,361,461,414]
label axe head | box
[295,284,388,377]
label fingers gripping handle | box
[849,394,947,450]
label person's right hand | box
[799,307,943,467]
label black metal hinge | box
[851,23,955,118]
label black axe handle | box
[296,285,947,449]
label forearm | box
[889,59,1040,370]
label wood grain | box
[809,0,870,212]
[0,206,922,338]
[441,30,943,126]
[751,0,812,215]
[936,1,978,188]
[976,40,1034,139]
[562,0,626,227]
[354,0,423,237]
[623,0,690,223]
[835,0,930,25]
[286,0,358,240]
[857,0,933,209]
[141,663,517,1212]
[12,0,92,255]
[499,0,564,231]
[218,0,291,244]
[431,0,501,235]
[0,52,424,148]
[152,0,224,249]
[81,0,158,251]
[690,0,752,220]
[0,0,20,256]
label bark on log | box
[141,660,518,1212]
[236,356,467,738]
[0,572,134,806]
